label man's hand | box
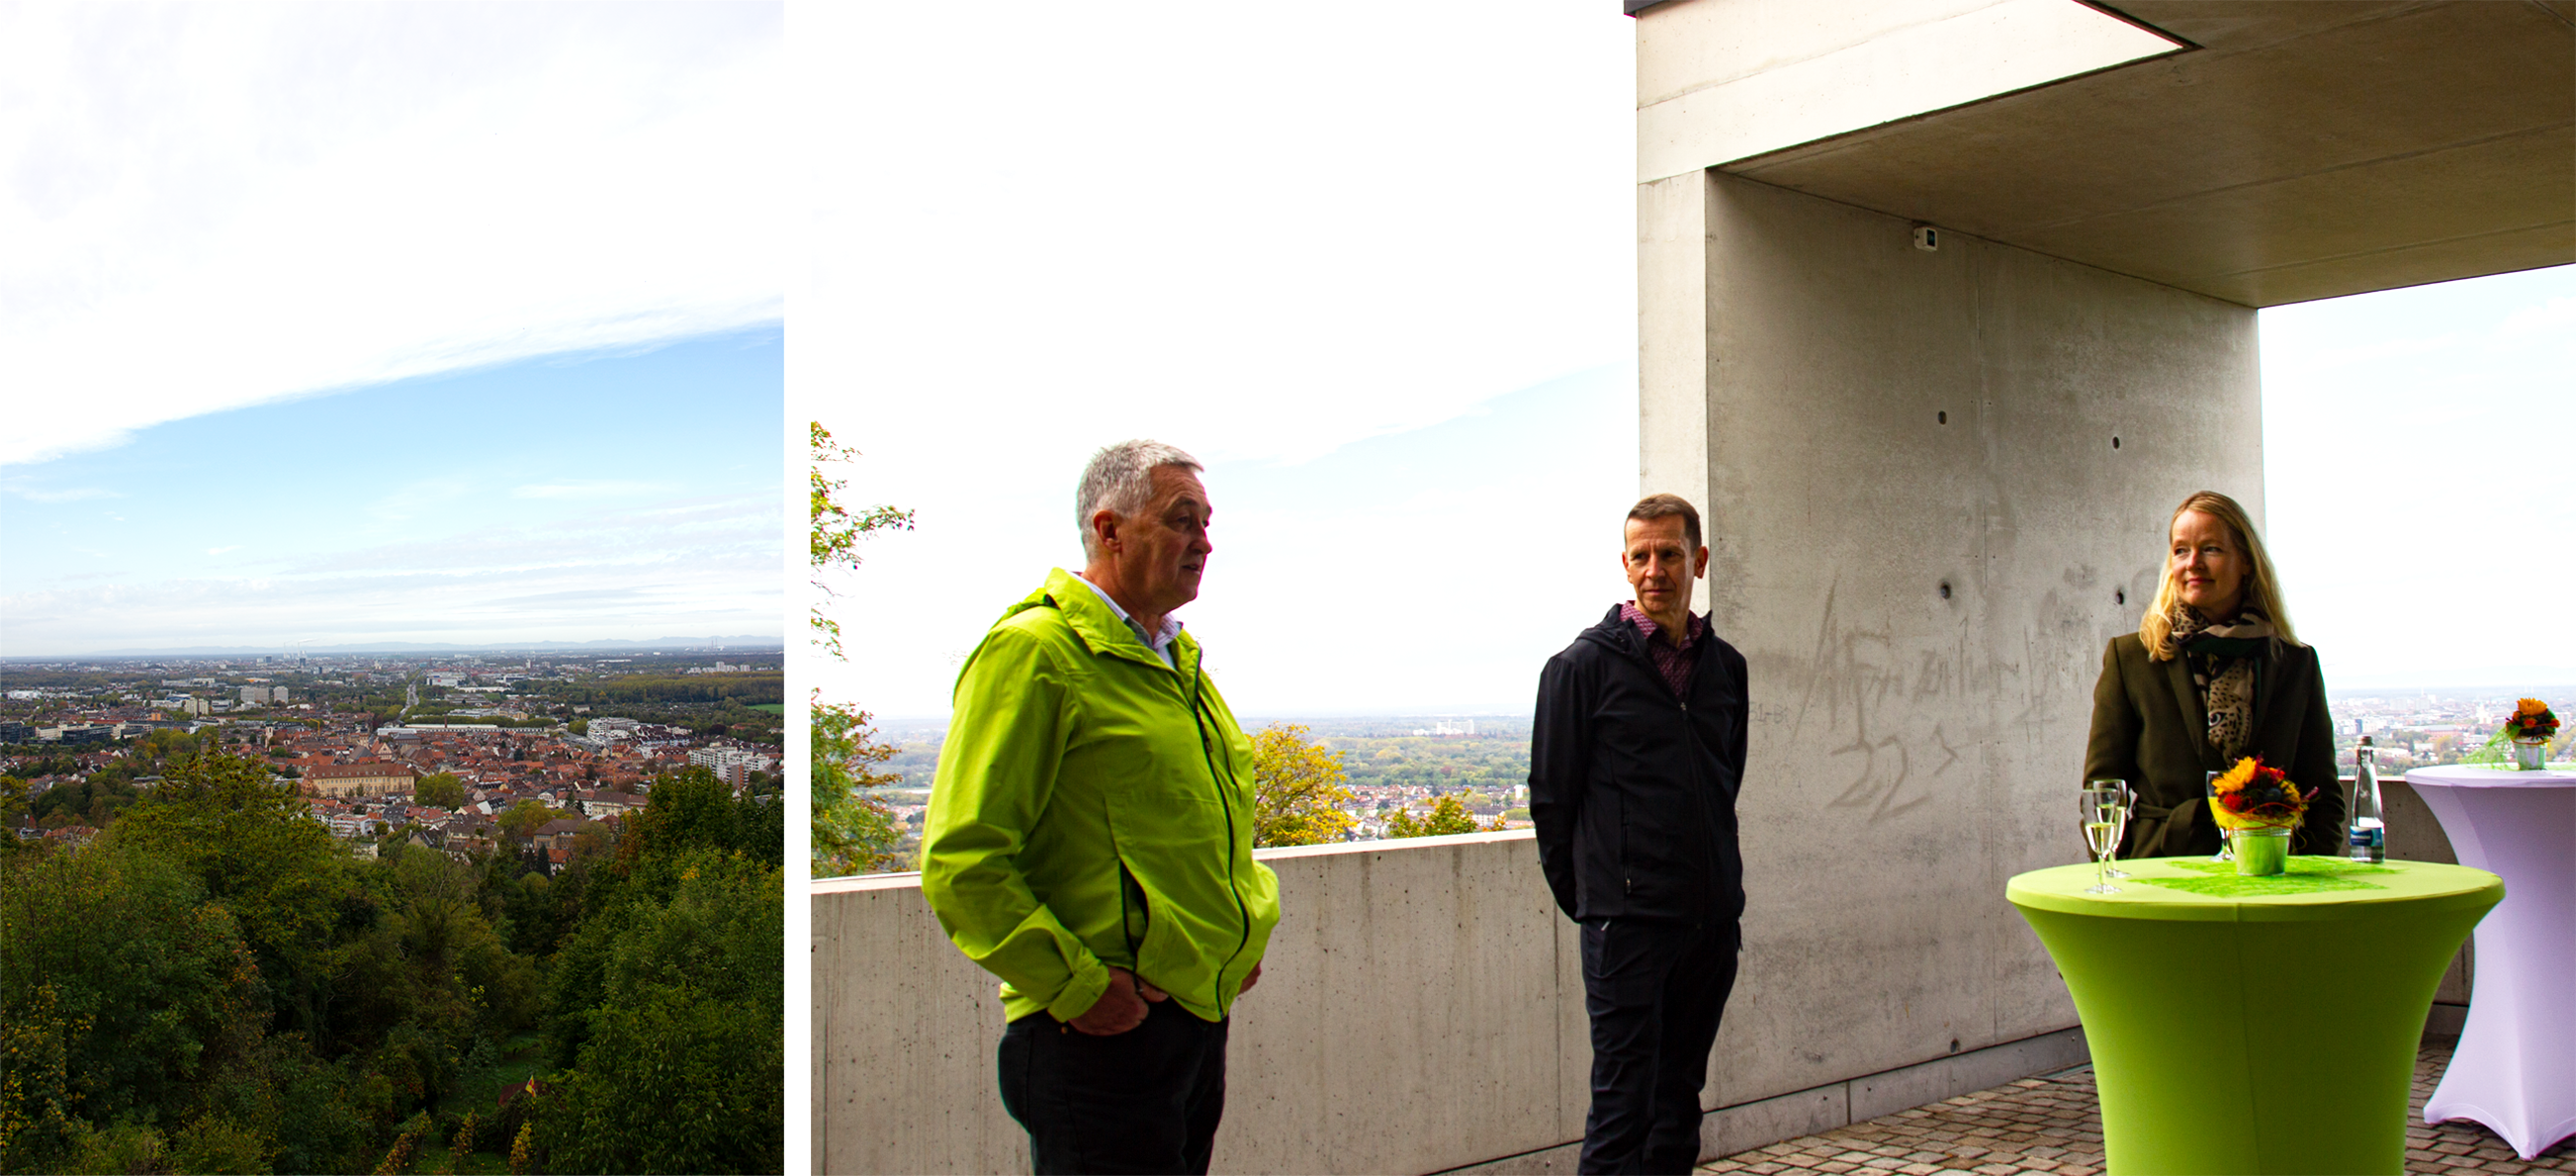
[1237,961,1263,998]
[1067,966,1167,1036]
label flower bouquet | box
[2207,756,2314,876]
[2505,698,2559,770]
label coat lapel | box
[2161,652,2220,773]
[2251,640,2283,738]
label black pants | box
[997,1000,1229,1175]
[1579,918,1740,1175]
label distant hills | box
[28,636,783,659]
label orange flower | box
[2213,757,2260,794]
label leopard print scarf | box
[2165,605,2274,762]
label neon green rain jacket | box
[921,568,1281,1024]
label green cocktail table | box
[2007,857,2501,1175]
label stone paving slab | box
[1699,1040,2574,1176]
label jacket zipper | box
[1183,653,1253,1019]
[1629,626,1720,921]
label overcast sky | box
[0,3,783,656]
[798,2,1640,717]
[4,2,2562,687]
[804,2,2574,720]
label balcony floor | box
[1698,1040,2575,1176]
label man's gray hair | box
[1076,440,1203,560]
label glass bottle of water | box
[2349,736,2385,863]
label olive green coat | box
[2082,633,2347,857]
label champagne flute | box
[2090,779,2133,878]
[2205,769,2232,861]
[2080,785,2123,894]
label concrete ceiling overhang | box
[1712,1,2576,308]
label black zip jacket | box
[1529,605,1748,925]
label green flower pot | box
[2230,827,2291,876]
[2513,738,2547,770]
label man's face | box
[1622,514,1707,621]
[1107,466,1213,614]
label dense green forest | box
[0,753,782,1174]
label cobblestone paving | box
[1698,1040,2575,1176]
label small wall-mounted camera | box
[1912,225,1939,252]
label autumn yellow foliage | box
[1250,724,1359,847]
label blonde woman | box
[2083,491,2345,858]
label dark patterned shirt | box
[1619,601,1707,698]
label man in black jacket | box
[1530,493,1748,1175]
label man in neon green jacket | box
[922,440,1280,1176]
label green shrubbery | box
[0,754,782,1175]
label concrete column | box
[1640,167,2264,1112]
[1639,168,1718,615]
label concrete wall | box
[1639,167,2266,1111]
[814,833,1581,1176]
[814,832,2091,1175]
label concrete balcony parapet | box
[814,829,2097,1175]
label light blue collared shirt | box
[1071,573,1182,668]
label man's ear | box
[1091,508,1120,553]
[1694,546,1711,579]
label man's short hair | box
[1626,493,1702,550]
[1076,440,1204,560]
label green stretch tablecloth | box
[2007,857,2501,1175]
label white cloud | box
[1,3,780,469]
[4,491,780,655]
[5,486,118,502]
[511,480,663,500]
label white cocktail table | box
[2405,765,2576,1159]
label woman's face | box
[2170,508,2250,620]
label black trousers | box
[1579,917,1740,1175]
[997,1000,1229,1175]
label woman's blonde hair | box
[2140,490,2299,660]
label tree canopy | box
[414,771,468,810]
[0,751,783,1174]
[811,696,906,876]
[1382,793,1501,839]
[1251,723,1357,847]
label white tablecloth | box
[2405,765,2576,1159]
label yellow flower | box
[2213,757,2259,794]
[2516,698,2548,718]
